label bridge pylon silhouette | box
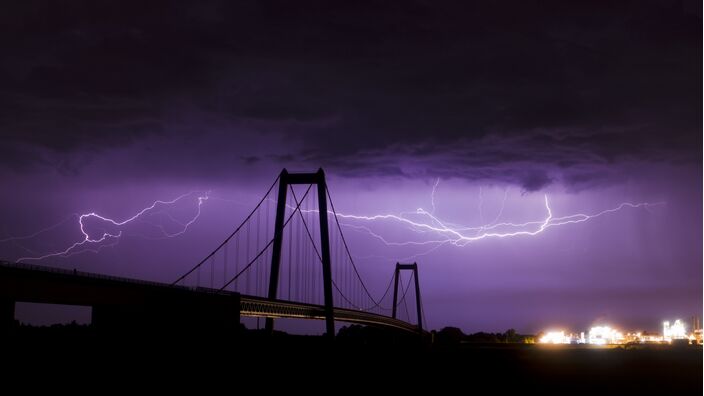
[266,168,335,337]
[392,262,423,334]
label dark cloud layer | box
[1,0,701,190]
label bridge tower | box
[266,168,335,338]
[392,262,423,333]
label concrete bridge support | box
[0,298,14,333]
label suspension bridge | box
[0,169,426,338]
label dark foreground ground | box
[2,326,701,394]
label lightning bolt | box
[331,194,553,246]
[292,184,664,257]
[430,178,440,215]
[1,213,78,243]
[9,191,210,262]
[333,196,664,247]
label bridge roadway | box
[240,295,418,333]
[0,261,419,334]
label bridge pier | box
[92,293,241,336]
[0,261,241,337]
[0,298,14,333]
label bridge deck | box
[0,261,420,334]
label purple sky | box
[1,0,701,334]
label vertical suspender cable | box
[256,205,261,296]
[210,255,214,288]
[246,219,250,295]
[223,242,228,290]
[235,233,239,292]
[287,193,292,300]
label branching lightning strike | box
[298,180,664,251]
[4,178,663,264]
[6,192,210,262]
[334,196,663,247]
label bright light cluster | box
[539,331,571,344]
[539,319,701,345]
[663,319,687,341]
[588,326,624,345]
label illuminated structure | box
[663,319,686,342]
[691,316,703,345]
[625,332,642,343]
[539,331,571,344]
[588,326,624,345]
[539,318,701,345]
[627,332,663,343]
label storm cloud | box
[1,0,700,190]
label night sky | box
[1,0,701,334]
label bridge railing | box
[0,260,192,291]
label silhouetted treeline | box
[10,320,95,336]
[336,324,425,345]
[432,326,535,345]
[9,321,534,345]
